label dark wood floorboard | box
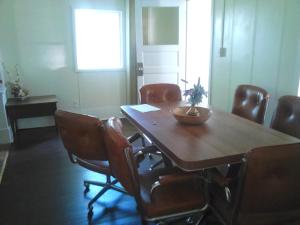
[0,121,219,225]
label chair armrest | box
[150,173,204,203]
[150,173,203,195]
[133,145,161,158]
[127,132,143,144]
[207,168,233,202]
[159,173,201,185]
[141,145,160,154]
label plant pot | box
[186,106,200,116]
[173,106,212,125]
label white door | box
[135,0,186,100]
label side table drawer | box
[6,103,57,119]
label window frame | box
[72,8,125,72]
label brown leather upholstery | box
[103,117,136,195]
[270,95,300,139]
[105,117,207,224]
[55,110,107,161]
[55,110,127,219]
[208,143,300,225]
[140,83,182,104]
[232,84,270,124]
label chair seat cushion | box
[139,168,206,219]
[77,158,112,175]
[75,146,143,175]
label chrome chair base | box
[84,175,127,219]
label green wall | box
[1,0,300,142]
[211,0,300,125]
[0,0,129,131]
[0,0,18,66]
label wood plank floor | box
[0,121,219,225]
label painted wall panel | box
[144,73,178,85]
[251,0,284,123]
[0,0,18,65]
[1,0,300,135]
[0,0,18,142]
[210,0,234,111]
[0,0,128,131]
[276,0,300,97]
[229,0,256,107]
[211,0,300,126]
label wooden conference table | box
[121,102,300,171]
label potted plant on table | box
[183,77,208,116]
[173,78,210,125]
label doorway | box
[135,0,186,102]
[135,0,212,104]
[185,0,212,106]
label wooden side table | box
[5,95,58,145]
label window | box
[73,9,123,71]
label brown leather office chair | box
[223,84,270,177]
[140,83,182,169]
[270,95,300,139]
[55,110,145,218]
[208,143,300,225]
[140,83,182,104]
[105,117,207,225]
[232,84,270,124]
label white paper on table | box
[130,104,160,113]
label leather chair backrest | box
[236,143,300,225]
[55,110,107,160]
[270,95,300,139]
[140,83,182,104]
[105,117,139,196]
[232,85,269,124]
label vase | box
[173,106,212,125]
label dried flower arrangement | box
[183,77,208,107]
[2,63,29,99]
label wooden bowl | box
[173,106,212,125]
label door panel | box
[143,46,178,67]
[144,73,178,85]
[136,0,186,101]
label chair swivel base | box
[84,175,128,219]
